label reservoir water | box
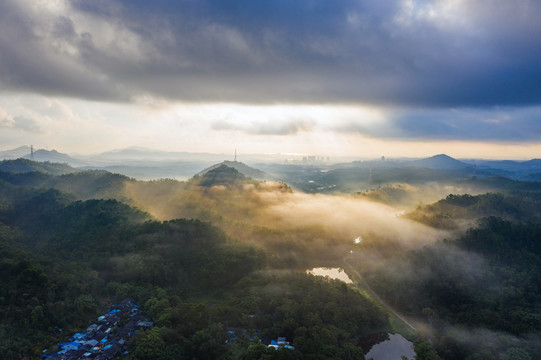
[306,267,353,283]
[365,333,415,360]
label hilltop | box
[196,164,248,187]
[407,154,470,170]
[0,146,32,159]
[198,160,277,181]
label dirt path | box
[343,256,418,332]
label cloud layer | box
[1,0,541,152]
[334,106,541,141]
[1,0,541,107]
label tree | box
[133,328,166,360]
[191,323,230,360]
[414,339,442,360]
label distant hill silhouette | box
[21,149,88,166]
[0,146,31,159]
[408,154,470,170]
[0,146,87,166]
[470,158,541,171]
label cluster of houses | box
[41,298,293,359]
[42,299,152,360]
[268,337,294,350]
[225,328,294,351]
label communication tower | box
[30,145,34,160]
[234,149,237,162]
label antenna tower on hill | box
[234,149,237,162]
[30,145,34,160]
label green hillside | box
[3,160,541,360]
[362,217,541,359]
[407,191,541,229]
[0,158,78,175]
[0,166,390,360]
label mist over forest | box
[2,0,541,358]
[0,152,540,360]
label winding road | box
[343,255,418,332]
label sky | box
[1,0,541,159]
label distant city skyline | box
[1,1,541,159]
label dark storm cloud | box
[1,1,541,112]
[336,106,541,141]
[0,1,126,101]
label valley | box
[0,154,540,360]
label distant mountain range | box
[0,146,88,166]
[464,158,541,171]
[2,146,541,182]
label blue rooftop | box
[59,342,80,348]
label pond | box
[365,333,415,360]
[306,267,353,283]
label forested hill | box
[0,167,131,200]
[198,160,277,182]
[196,164,249,187]
[354,181,541,359]
[10,159,541,359]
[0,158,79,175]
[364,217,541,359]
[0,163,391,359]
[407,190,541,228]
[0,180,266,358]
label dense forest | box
[0,162,392,359]
[360,216,541,359]
[1,159,540,359]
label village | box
[41,299,152,360]
[41,299,294,360]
